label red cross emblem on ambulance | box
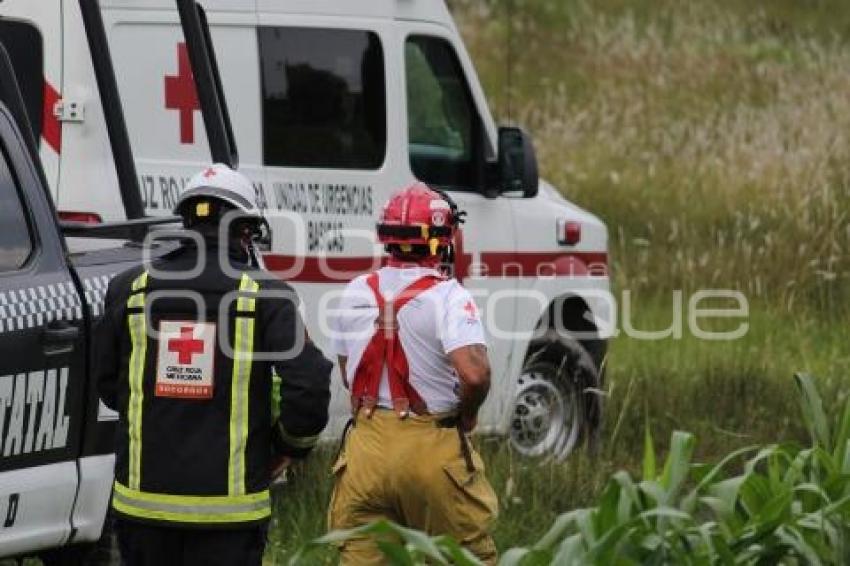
[164,43,200,144]
[156,321,217,399]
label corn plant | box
[298,374,850,565]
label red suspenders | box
[350,272,443,418]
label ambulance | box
[0,0,610,558]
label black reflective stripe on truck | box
[0,283,84,334]
[0,275,113,335]
[81,275,112,318]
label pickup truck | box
[0,78,185,563]
[0,94,133,561]
[0,2,205,562]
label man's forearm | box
[450,344,492,424]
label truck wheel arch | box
[506,294,607,460]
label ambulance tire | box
[40,515,120,566]
[508,332,602,461]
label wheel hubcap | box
[509,370,579,459]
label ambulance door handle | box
[43,321,80,356]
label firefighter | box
[95,164,332,566]
[327,183,498,564]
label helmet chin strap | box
[239,217,270,269]
[248,242,266,269]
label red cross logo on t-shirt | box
[164,43,200,144]
[168,326,205,365]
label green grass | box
[265,1,850,561]
[265,302,850,561]
[301,375,850,564]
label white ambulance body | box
[23,0,612,453]
[0,0,610,558]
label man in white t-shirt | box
[327,183,498,565]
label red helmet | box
[377,183,459,256]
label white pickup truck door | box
[0,108,82,557]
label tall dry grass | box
[455,0,850,312]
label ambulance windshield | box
[406,35,481,192]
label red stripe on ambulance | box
[480,252,608,278]
[42,81,62,154]
[264,255,385,283]
[263,252,608,283]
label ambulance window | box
[259,27,386,169]
[0,22,44,144]
[0,146,34,272]
[406,36,481,191]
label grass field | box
[264,0,850,562]
[0,3,843,566]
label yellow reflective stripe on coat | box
[229,273,260,496]
[271,370,282,421]
[126,271,148,490]
[113,481,270,524]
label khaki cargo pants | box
[328,410,499,565]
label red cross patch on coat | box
[156,321,217,399]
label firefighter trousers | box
[328,409,499,565]
[115,519,267,566]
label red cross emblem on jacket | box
[168,326,205,365]
[350,272,443,418]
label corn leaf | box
[660,431,695,501]
[497,548,532,566]
[643,416,656,482]
[375,541,416,566]
[795,373,832,451]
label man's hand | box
[460,414,478,433]
[270,455,291,482]
[449,344,491,431]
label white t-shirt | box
[328,266,486,413]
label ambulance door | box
[397,22,519,430]
[0,1,63,199]
[100,1,262,217]
[253,13,399,433]
[0,107,83,557]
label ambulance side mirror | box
[497,126,539,198]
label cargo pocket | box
[442,450,499,534]
[327,453,349,532]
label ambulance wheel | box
[508,333,602,461]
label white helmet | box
[174,163,261,220]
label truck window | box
[259,27,386,170]
[0,22,43,144]
[406,35,480,191]
[0,145,34,272]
